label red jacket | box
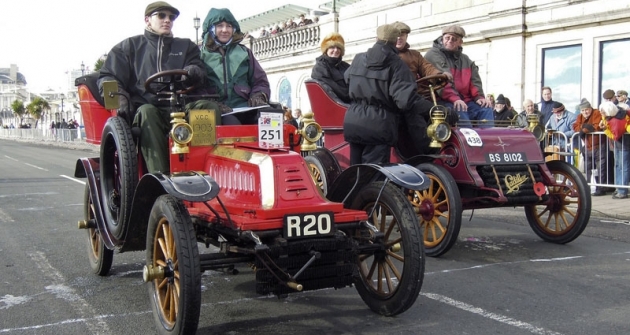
[573,109,603,150]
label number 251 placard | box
[258,111,284,147]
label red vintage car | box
[303,75,591,257]
[74,70,430,335]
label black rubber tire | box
[350,181,425,316]
[146,195,201,335]
[409,163,462,257]
[525,160,591,244]
[304,155,329,195]
[84,184,113,276]
[100,116,137,240]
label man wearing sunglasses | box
[98,1,221,174]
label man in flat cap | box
[391,21,451,83]
[98,1,219,174]
[343,24,434,164]
[425,24,494,127]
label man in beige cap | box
[98,2,220,174]
[343,24,434,164]
[391,21,451,83]
[425,24,494,127]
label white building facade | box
[251,0,630,115]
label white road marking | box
[60,174,85,185]
[0,208,13,222]
[27,251,111,334]
[3,155,18,162]
[23,163,48,171]
[422,292,565,335]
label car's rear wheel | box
[84,184,113,276]
[525,160,591,243]
[100,116,137,240]
[145,195,200,335]
[350,181,424,316]
[409,163,462,257]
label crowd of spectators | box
[258,14,317,38]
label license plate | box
[485,152,528,164]
[284,212,335,239]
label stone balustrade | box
[251,25,321,59]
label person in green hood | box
[200,8,280,124]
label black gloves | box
[183,65,205,87]
[582,123,595,133]
[216,102,233,114]
[445,110,459,126]
[248,92,268,107]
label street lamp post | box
[193,14,200,47]
[81,61,85,76]
[60,94,65,122]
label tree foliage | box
[94,58,104,72]
[10,100,26,125]
[26,97,50,128]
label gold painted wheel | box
[409,163,462,257]
[351,182,424,316]
[146,195,200,335]
[84,184,113,276]
[525,161,590,243]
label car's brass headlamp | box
[171,112,193,154]
[527,114,545,142]
[427,105,452,148]
[299,111,322,152]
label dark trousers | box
[349,142,390,165]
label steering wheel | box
[416,74,449,101]
[144,69,196,96]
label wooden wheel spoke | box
[386,250,404,262]
[384,256,402,280]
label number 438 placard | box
[258,111,284,147]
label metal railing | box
[545,130,630,192]
[0,127,86,143]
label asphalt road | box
[0,139,629,335]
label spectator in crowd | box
[311,32,351,103]
[313,16,319,24]
[259,27,268,38]
[271,25,280,35]
[283,107,299,128]
[298,14,313,27]
[200,8,281,125]
[545,101,576,148]
[343,24,434,164]
[425,24,494,127]
[493,94,517,126]
[486,94,495,109]
[573,98,608,196]
[599,100,630,199]
[516,98,544,128]
[391,21,451,83]
[293,108,303,125]
[616,90,628,104]
[98,2,215,174]
[538,86,556,127]
[286,18,297,30]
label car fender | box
[326,163,429,206]
[121,172,221,252]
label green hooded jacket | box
[200,8,270,108]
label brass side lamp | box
[527,114,545,142]
[171,112,193,154]
[299,111,323,152]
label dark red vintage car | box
[302,76,591,257]
[74,70,430,335]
